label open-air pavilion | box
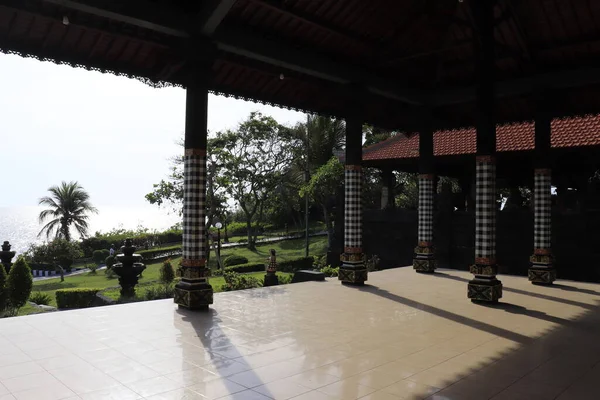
[3,0,600,398]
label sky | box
[0,53,305,208]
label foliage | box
[92,249,109,264]
[55,288,98,309]
[29,291,52,305]
[363,126,396,147]
[24,239,84,271]
[223,255,249,267]
[320,265,339,277]
[85,263,98,274]
[38,181,98,241]
[395,172,419,209]
[144,285,175,300]
[138,245,182,261]
[7,257,33,313]
[224,263,265,273]
[145,136,228,238]
[278,274,293,284]
[0,264,7,313]
[212,112,300,249]
[278,256,315,273]
[220,271,262,292]
[105,255,116,269]
[159,259,175,286]
[80,225,183,257]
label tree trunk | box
[246,220,255,250]
[322,204,334,251]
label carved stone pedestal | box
[413,243,436,273]
[468,264,502,302]
[529,254,556,284]
[174,280,213,310]
[339,252,367,285]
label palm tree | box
[38,181,98,241]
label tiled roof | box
[363,114,600,161]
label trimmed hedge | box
[223,255,249,267]
[92,249,109,263]
[56,288,99,309]
[278,256,315,273]
[137,245,182,261]
[225,263,265,273]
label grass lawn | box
[29,235,327,309]
[100,271,292,303]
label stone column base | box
[264,273,279,287]
[413,245,436,273]
[528,266,556,284]
[529,254,555,284]
[413,257,437,273]
[174,281,213,310]
[339,265,368,284]
[339,252,367,285]
[467,278,503,302]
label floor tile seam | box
[528,357,600,400]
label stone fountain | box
[112,238,146,297]
[0,241,16,274]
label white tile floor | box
[1,267,600,399]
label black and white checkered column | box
[413,174,436,272]
[529,169,555,284]
[467,156,502,302]
[174,75,213,310]
[339,165,368,284]
[182,150,207,265]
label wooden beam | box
[214,27,426,105]
[246,0,373,50]
[197,0,237,36]
[35,0,424,104]
[42,0,189,37]
[432,67,600,106]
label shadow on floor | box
[433,272,598,310]
[355,284,532,344]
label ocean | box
[0,205,181,255]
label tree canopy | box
[38,181,98,241]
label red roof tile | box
[363,115,600,161]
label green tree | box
[0,263,7,314]
[300,157,344,249]
[213,112,299,249]
[6,256,33,314]
[38,181,98,241]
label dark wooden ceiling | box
[1,0,600,131]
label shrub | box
[92,249,109,264]
[0,263,7,313]
[144,285,175,300]
[220,271,261,292]
[25,239,83,271]
[223,255,249,267]
[159,259,175,285]
[7,257,33,312]
[320,266,339,277]
[105,255,116,269]
[278,274,292,284]
[86,263,98,274]
[55,288,98,309]
[29,291,52,306]
[225,263,265,273]
[278,256,315,273]
[137,245,182,261]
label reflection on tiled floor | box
[1,267,600,399]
